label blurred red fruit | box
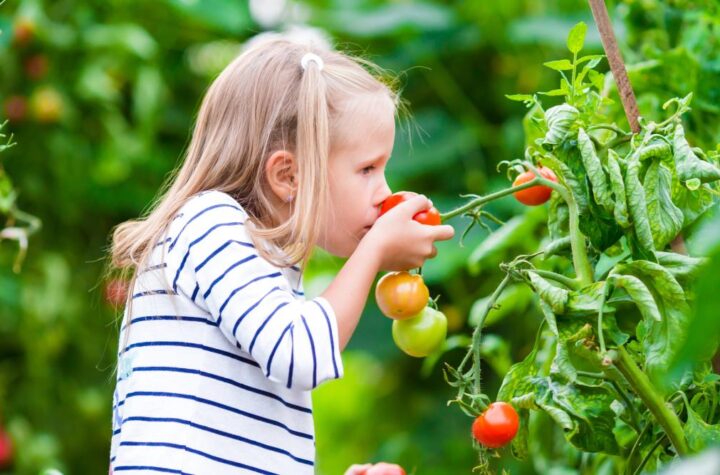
[4,96,28,122]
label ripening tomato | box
[12,18,35,46]
[24,54,49,81]
[392,306,447,357]
[379,191,441,226]
[472,401,519,449]
[512,167,557,206]
[366,462,407,475]
[375,271,429,320]
[0,426,13,469]
[30,86,63,123]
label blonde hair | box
[103,38,404,354]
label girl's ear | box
[265,150,298,203]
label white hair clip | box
[300,52,324,71]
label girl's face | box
[317,93,395,257]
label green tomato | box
[392,307,447,357]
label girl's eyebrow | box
[359,154,389,167]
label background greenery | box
[0,0,718,473]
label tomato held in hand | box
[512,166,557,206]
[375,271,429,320]
[392,306,447,357]
[472,401,519,449]
[379,191,441,225]
[366,462,407,475]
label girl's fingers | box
[343,464,372,475]
[431,224,455,241]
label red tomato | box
[392,306,447,357]
[375,271,429,320]
[24,54,49,81]
[4,96,27,122]
[366,463,407,475]
[104,278,129,307]
[512,167,557,206]
[12,18,35,46]
[0,427,13,469]
[472,401,519,449]
[379,191,441,225]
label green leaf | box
[683,398,720,452]
[567,22,588,54]
[674,122,720,184]
[655,251,707,287]
[607,150,631,228]
[543,59,574,71]
[565,281,616,318]
[610,274,662,322]
[538,300,578,382]
[542,104,579,148]
[578,128,614,213]
[624,155,656,258]
[615,260,691,391]
[505,93,535,102]
[528,272,569,315]
[644,160,684,249]
[530,376,620,454]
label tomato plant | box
[436,21,720,474]
[512,167,557,206]
[375,271,429,320]
[471,402,519,449]
[379,191,441,226]
[392,306,447,358]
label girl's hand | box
[365,194,454,271]
[344,464,372,475]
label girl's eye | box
[361,165,375,175]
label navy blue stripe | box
[132,366,312,413]
[119,442,278,475]
[215,273,283,315]
[121,315,216,332]
[169,203,245,252]
[113,428,121,435]
[132,289,177,299]
[287,325,295,389]
[154,237,171,248]
[292,289,305,296]
[229,286,283,336]
[191,284,200,302]
[121,419,313,466]
[195,239,256,272]
[265,322,293,378]
[203,255,258,299]
[249,302,290,353]
[300,315,317,389]
[123,341,259,368]
[138,263,167,275]
[314,300,340,379]
[122,391,313,439]
[114,465,190,474]
[172,221,244,292]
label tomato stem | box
[522,161,594,287]
[471,274,512,405]
[610,347,689,456]
[439,179,544,222]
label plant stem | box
[611,347,689,456]
[632,435,667,475]
[471,274,512,399]
[523,162,594,286]
[440,179,542,222]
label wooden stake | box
[588,0,641,134]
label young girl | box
[107,37,454,474]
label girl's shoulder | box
[181,189,247,217]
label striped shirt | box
[110,190,344,475]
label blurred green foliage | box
[0,0,718,473]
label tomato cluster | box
[375,271,447,358]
